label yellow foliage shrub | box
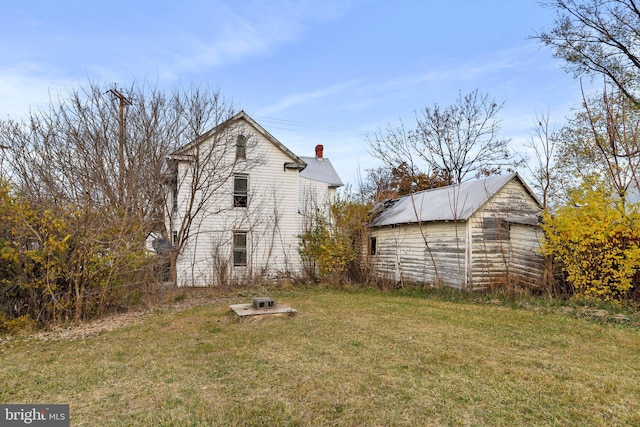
[543,182,640,300]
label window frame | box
[370,236,377,256]
[236,134,247,160]
[233,174,249,208]
[482,217,511,241]
[233,231,248,267]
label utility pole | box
[107,88,132,208]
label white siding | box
[299,177,337,217]
[172,120,304,286]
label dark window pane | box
[233,175,248,207]
[236,135,247,160]
[483,218,510,241]
[234,176,247,192]
[234,232,246,247]
[233,232,247,266]
[233,249,247,266]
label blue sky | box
[0,1,584,188]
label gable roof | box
[299,156,344,187]
[170,110,307,170]
[370,173,541,227]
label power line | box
[252,115,358,135]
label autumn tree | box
[355,166,397,204]
[537,0,640,105]
[536,1,640,300]
[357,163,452,204]
[368,89,515,188]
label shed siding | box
[508,224,545,286]
[469,180,543,289]
[369,176,544,290]
[370,222,467,288]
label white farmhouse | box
[166,111,342,287]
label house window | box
[370,236,377,256]
[233,174,248,207]
[483,218,510,241]
[236,135,247,160]
[172,186,178,213]
[172,231,178,246]
[233,231,248,267]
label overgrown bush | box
[543,181,640,301]
[299,196,370,283]
[0,179,152,328]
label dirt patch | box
[26,296,219,342]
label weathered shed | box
[368,173,544,289]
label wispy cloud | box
[256,80,361,116]
[155,0,354,78]
[0,65,78,119]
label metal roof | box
[299,156,344,187]
[370,173,532,227]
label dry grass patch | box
[1,288,640,426]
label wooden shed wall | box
[369,177,544,290]
[468,180,543,289]
[370,222,467,288]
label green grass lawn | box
[1,287,640,426]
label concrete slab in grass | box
[229,303,297,317]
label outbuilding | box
[368,173,544,289]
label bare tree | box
[369,89,514,187]
[536,0,640,105]
[581,83,640,194]
[0,81,244,319]
[554,82,640,197]
[0,82,186,224]
[524,112,560,209]
[368,119,424,182]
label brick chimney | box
[315,144,324,158]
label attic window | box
[236,135,247,160]
[233,174,248,207]
[483,218,510,241]
[172,186,178,213]
[370,237,377,256]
